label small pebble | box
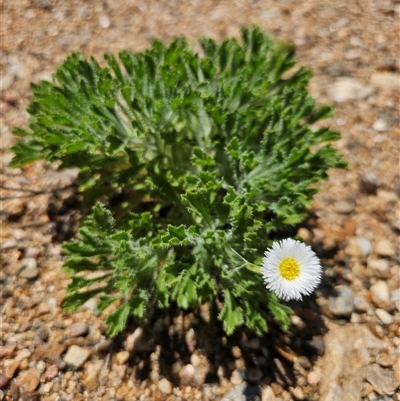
[290,386,304,400]
[63,345,90,368]
[19,358,29,370]
[18,258,39,279]
[359,172,380,194]
[16,368,40,392]
[327,77,373,103]
[44,364,58,380]
[307,371,322,385]
[35,326,50,342]
[70,322,89,338]
[15,349,32,362]
[99,15,110,28]
[36,360,46,374]
[115,351,130,364]
[390,288,400,303]
[180,364,195,385]
[353,295,369,312]
[24,247,40,258]
[375,239,395,257]
[261,385,276,401]
[95,339,112,354]
[126,327,143,352]
[290,315,306,329]
[231,346,242,359]
[356,237,373,257]
[43,382,53,393]
[372,119,388,132]
[375,309,393,325]
[333,199,355,214]
[190,353,201,368]
[4,360,19,378]
[368,259,391,278]
[328,285,354,317]
[185,328,197,353]
[0,375,10,389]
[1,238,17,249]
[158,378,173,395]
[370,281,392,309]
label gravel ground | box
[1,1,399,401]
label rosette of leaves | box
[11,26,346,336]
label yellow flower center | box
[279,257,300,280]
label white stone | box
[357,237,373,257]
[375,239,395,257]
[36,360,46,374]
[370,281,391,309]
[307,371,322,385]
[390,288,400,303]
[368,259,391,278]
[372,119,388,132]
[18,259,39,279]
[328,285,354,317]
[261,385,276,401]
[126,327,143,352]
[327,78,374,103]
[63,345,90,368]
[158,378,172,395]
[99,15,110,28]
[180,364,195,384]
[375,308,393,325]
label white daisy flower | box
[261,238,322,301]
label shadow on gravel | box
[103,292,327,401]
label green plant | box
[11,26,346,336]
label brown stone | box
[16,368,40,392]
[4,360,20,378]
